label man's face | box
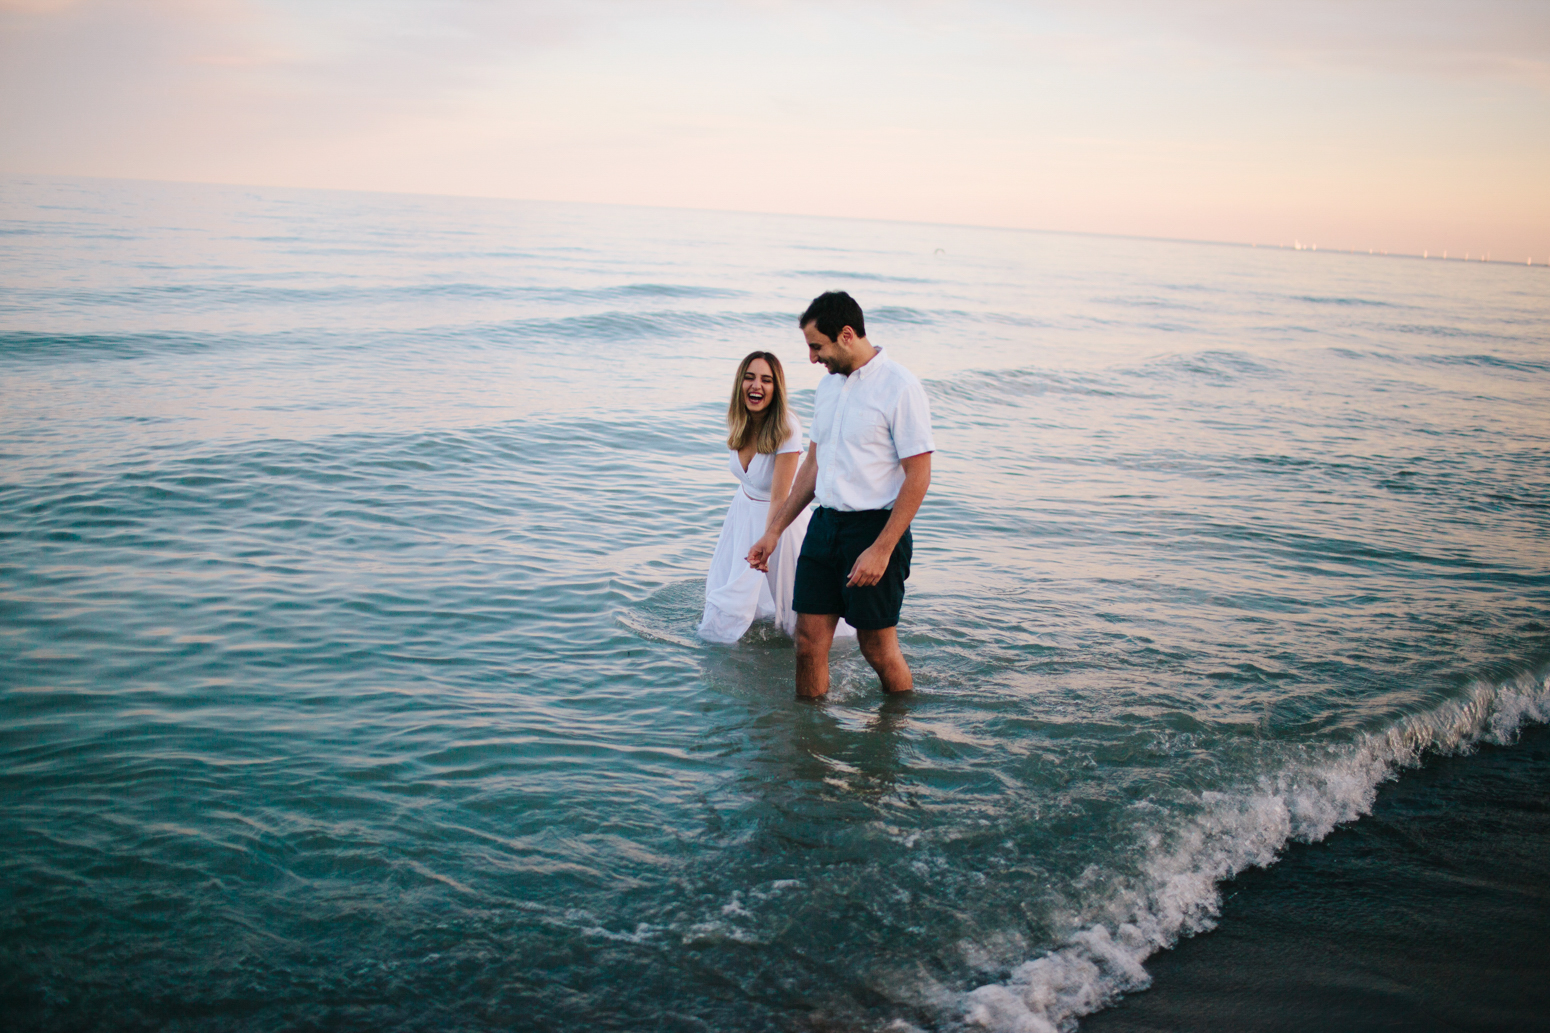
[804,322,852,375]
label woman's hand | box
[746,532,778,572]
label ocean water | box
[1,176,1547,1033]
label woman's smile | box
[742,358,775,412]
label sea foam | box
[956,670,1550,1033]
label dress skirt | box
[697,490,855,644]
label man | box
[747,291,934,698]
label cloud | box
[1034,0,1550,85]
[1,0,1544,257]
[0,0,591,154]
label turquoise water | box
[2,176,1547,1032]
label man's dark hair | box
[799,291,865,341]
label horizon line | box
[6,170,1543,272]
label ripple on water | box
[2,178,1549,1032]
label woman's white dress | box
[698,419,855,644]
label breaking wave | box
[954,670,1550,1033]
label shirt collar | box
[849,346,886,381]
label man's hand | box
[747,532,778,572]
[846,541,891,587]
[845,452,929,588]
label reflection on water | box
[1,175,1548,1032]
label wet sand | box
[1086,722,1550,1033]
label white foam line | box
[615,611,702,650]
[956,670,1550,1033]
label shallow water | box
[2,176,1548,1032]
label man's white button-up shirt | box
[809,347,935,512]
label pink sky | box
[2,0,1546,261]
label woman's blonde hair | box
[726,350,792,454]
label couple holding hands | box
[696,291,934,698]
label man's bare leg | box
[794,613,841,699]
[856,627,913,694]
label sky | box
[2,0,1547,261]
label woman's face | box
[742,357,776,414]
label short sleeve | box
[889,375,935,459]
[777,414,803,454]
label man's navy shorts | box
[792,507,912,631]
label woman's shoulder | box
[778,413,803,453]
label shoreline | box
[1084,722,1550,1033]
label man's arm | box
[846,451,930,587]
[747,443,819,572]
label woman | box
[698,352,853,644]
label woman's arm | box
[764,451,799,533]
[748,445,819,572]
